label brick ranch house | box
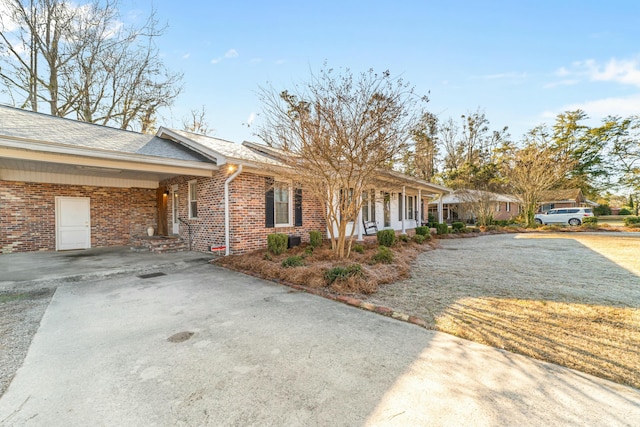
[428,189,521,223]
[537,188,597,212]
[0,105,450,255]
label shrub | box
[377,229,396,247]
[412,234,426,244]
[452,222,466,232]
[415,226,430,236]
[398,234,410,242]
[623,216,640,226]
[619,208,632,216]
[325,264,364,284]
[372,246,394,264]
[282,255,305,268]
[309,230,323,248]
[582,216,598,225]
[435,223,449,235]
[267,233,288,255]
[304,247,314,256]
[428,213,436,224]
[352,243,365,254]
[593,204,611,216]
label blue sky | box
[25,1,640,142]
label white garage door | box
[56,197,91,250]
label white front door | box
[171,185,179,234]
[56,197,91,250]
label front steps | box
[130,235,187,253]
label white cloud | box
[541,93,640,121]
[182,53,191,59]
[211,48,239,65]
[224,49,238,59]
[550,56,640,88]
[246,112,256,126]
[478,72,527,80]
[543,79,579,89]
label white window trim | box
[274,182,293,227]
[188,180,198,219]
[506,202,511,212]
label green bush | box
[352,243,365,254]
[452,222,466,232]
[325,264,364,284]
[435,223,449,235]
[412,234,426,244]
[309,230,323,248]
[619,208,632,216]
[377,229,396,247]
[415,226,430,236]
[623,216,640,226]
[281,255,304,268]
[304,247,314,256]
[428,213,436,224]
[398,234,410,243]
[593,204,611,216]
[372,246,394,264]
[267,233,288,255]
[582,216,598,225]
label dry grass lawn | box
[218,231,640,389]
[364,233,640,389]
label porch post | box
[357,193,363,242]
[438,195,444,223]
[417,189,422,227]
[401,185,406,235]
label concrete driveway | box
[1,259,640,426]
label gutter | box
[224,164,243,256]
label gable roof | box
[539,188,584,203]
[0,104,209,163]
[156,128,283,167]
[432,189,519,204]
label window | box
[506,202,511,212]
[188,180,198,218]
[362,190,376,223]
[265,178,301,228]
[406,195,414,219]
[274,184,291,226]
[496,203,501,212]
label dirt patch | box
[362,233,640,389]
[0,287,55,396]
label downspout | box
[224,164,243,256]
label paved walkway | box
[0,249,639,426]
[0,246,214,290]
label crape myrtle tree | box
[501,127,575,226]
[257,66,428,258]
[0,0,182,132]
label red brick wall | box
[0,181,156,253]
[161,170,327,254]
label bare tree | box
[0,0,182,132]
[501,127,575,226]
[456,189,497,226]
[258,66,428,258]
[405,111,439,181]
[182,105,213,135]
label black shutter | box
[294,188,303,226]
[398,194,403,220]
[265,177,275,228]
